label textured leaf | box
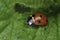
[0,0,60,40]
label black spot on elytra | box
[38,21,41,23]
[14,3,32,13]
[46,19,48,22]
[40,15,42,17]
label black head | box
[27,16,32,22]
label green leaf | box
[0,0,60,40]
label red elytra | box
[32,13,48,25]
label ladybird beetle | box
[27,13,48,26]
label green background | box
[0,0,60,40]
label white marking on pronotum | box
[28,17,35,25]
[28,19,33,25]
[28,16,42,25]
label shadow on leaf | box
[14,3,33,13]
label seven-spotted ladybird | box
[27,13,48,26]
